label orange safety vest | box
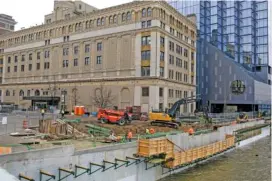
[127,131,133,139]
[150,128,155,134]
[188,128,194,135]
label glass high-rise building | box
[168,0,271,84]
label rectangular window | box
[74,46,79,55]
[142,87,149,97]
[141,21,146,28]
[21,65,24,72]
[74,58,78,66]
[85,57,90,65]
[191,52,194,60]
[85,44,90,53]
[0,67,2,73]
[184,49,188,57]
[14,66,17,72]
[44,62,50,69]
[22,55,25,61]
[159,88,163,97]
[14,56,18,63]
[62,60,69,67]
[160,51,164,61]
[97,56,102,64]
[147,20,151,27]
[63,48,69,56]
[44,51,50,58]
[28,64,32,71]
[141,51,151,60]
[29,53,32,60]
[37,52,40,60]
[141,36,151,46]
[8,57,11,63]
[7,66,10,73]
[97,42,102,51]
[36,63,40,70]
[169,55,174,64]
[141,67,150,76]
[159,67,164,77]
[160,37,165,47]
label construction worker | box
[188,127,195,135]
[41,108,45,120]
[127,129,133,142]
[145,128,150,134]
[149,128,155,134]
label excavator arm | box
[167,95,201,118]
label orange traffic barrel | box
[22,120,28,129]
[74,106,79,115]
[78,106,85,116]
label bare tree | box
[47,75,59,107]
[71,85,80,107]
[91,84,115,108]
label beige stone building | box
[0,0,197,113]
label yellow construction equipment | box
[149,95,202,128]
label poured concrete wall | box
[0,120,267,181]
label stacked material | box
[165,135,235,168]
[137,138,174,160]
[39,120,68,136]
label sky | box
[0,0,132,31]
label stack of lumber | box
[56,119,86,137]
[39,120,68,136]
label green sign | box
[230,80,246,95]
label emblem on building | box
[230,80,246,95]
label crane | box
[149,95,201,128]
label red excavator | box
[97,108,132,126]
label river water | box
[161,136,271,181]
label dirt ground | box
[66,115,212,136]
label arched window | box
[19,90,24,97]
[79,22,82,30]
[113,15,117,23]
[122,13,126,21]
[89,20,93,27]
[85,21,89,29]
[142,8,146,17]
[127,12,131,20]
[97,18,101,26]
[69,25,73,32]
[101,17,105,25]
[27,90,31,96]
[62,26,65,34]
[6,90,10,96]
[75,23,79,31]
[109,16,113,24]
[147,7,152,17]
[35,90,40,96]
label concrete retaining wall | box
[0,120,268,181]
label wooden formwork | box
[165,152,181,168]
[186,149,193,163]
[192,148,198,161]
[180,151,187,165]
[137,138,174,158]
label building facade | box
[0,14,16,35]
[168,0,271,84]
[0,1,197,113]
[198,39,271,113]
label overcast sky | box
[0,0,132,31]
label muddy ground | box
[66,115,212,136]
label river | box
[161,136,271,181]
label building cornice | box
[2,76,196,88]
[0,1,196,40]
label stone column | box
[149,85,159,110]
[135,33,141,77]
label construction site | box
[0,96,271,181]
